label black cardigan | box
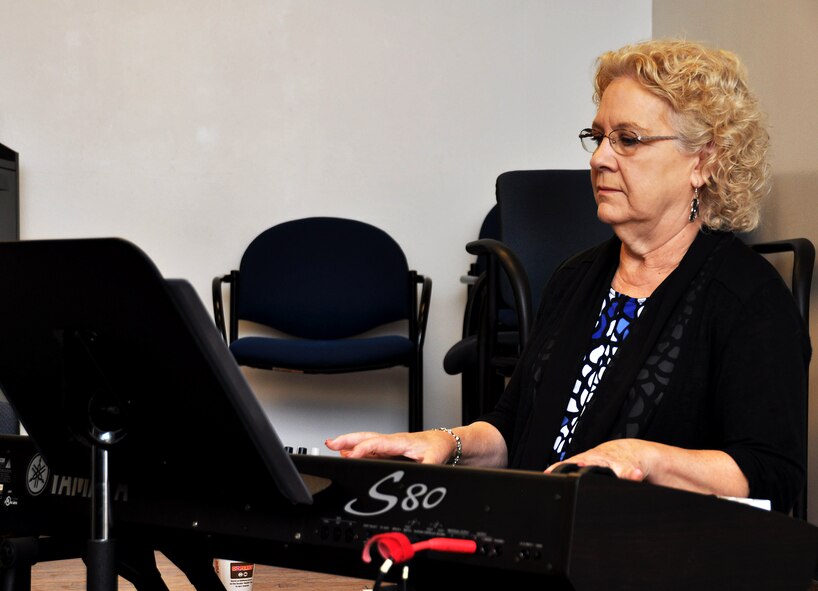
[481,231,810,513]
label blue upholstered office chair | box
[448,170,612,423]
[750,237,814,521]
[212,217,432,432]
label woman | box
[326,40,809,513]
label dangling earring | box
[689,186,700,222]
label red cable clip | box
[362,533,477,565]
[411,538,477,554]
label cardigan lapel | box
[567,230,732,455]
[513,237,620,470]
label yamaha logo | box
[26,454,49,496]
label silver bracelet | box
[436,427,462,465]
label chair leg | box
[473,369,505,422]
[476,352,492,423]
[487,372,505,414]
[461,366,480,425]
[793,488,807,521]
[408,356,423,432]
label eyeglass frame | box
[579,128,679,155]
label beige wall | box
[654,0,818,522]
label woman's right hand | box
[325,430,456,464]
[326,422,508,468]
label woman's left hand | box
[545,439,656,481]
[545,439,750,499]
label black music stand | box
[0,238,313,590]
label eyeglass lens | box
[579,129,640,155]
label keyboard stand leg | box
[0,564,31,591]
[115,542,170,591]
[160,545,224,591]
[0,537,40,591]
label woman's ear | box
[691,142,715,188]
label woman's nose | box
[590,136,617,170]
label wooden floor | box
[30,553,373,590]
[28,553,818,590]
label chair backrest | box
[237,217,411,340]
[750,238,814,326]
[496,170,613,313]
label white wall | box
[0,1,651,451]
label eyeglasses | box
[579,128,679,155]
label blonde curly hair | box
[594,39,770,232]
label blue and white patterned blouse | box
[552,287,648,461]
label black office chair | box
[213,217,432,432]
[444,206,515,419]
[750,237,814,521]
[447,170,612,423]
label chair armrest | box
[415,274,433,349]
[462,272,487,338]
[466,238,532,348]
[212,274,232,343]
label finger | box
[325,432,383,451]
[618,466,645,481]
[579,459,640,480]
[544,460,590,475]
[344,435,408,459]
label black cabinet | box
[0,143,18,241]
